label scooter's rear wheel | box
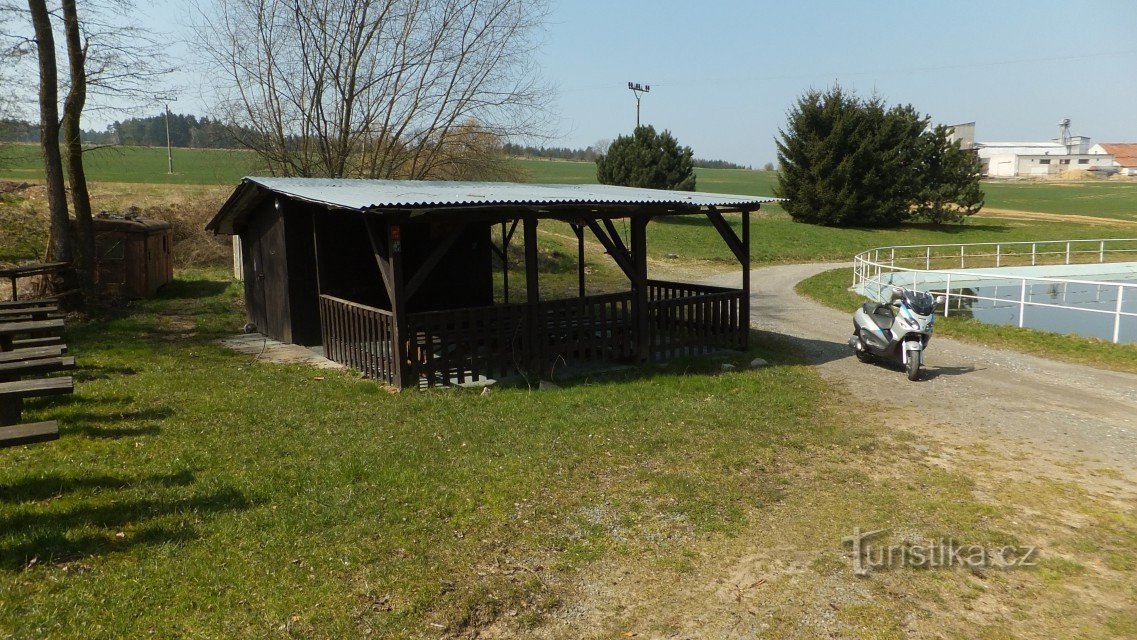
[906,350,921,381]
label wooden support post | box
[365,216,408,389]
[523,216,540,374]
[364,217,394,301]
[631,215,649,362]
[311,215,323,296]
[490,220,519,304]
[573,223,585,298]
[500,221,510,303]
[741,209,751,349]
[388,222,409,389]
[585,219,636,280]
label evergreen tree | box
[911,124,984,223]
[776,87,983,227]
[595,125,696,191]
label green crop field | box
[981,180,1137,220]
[0,144,268,186]
[3,145,1133,221]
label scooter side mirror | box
[935,295,946,307]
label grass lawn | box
[796,266,1137,374]
[982,180,1137,220]
[0,144,269,186]
[1,269,1134,638]
[644,211,1137,267]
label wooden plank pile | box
[0,299,74,448]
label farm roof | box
[974,142,1069,157]
[1097,143,1137,167]
[206,177,781,234]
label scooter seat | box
[862,302,894,330]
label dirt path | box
[708,262,1137,479]
[976,207,1137,225]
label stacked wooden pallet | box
[0,299,75,448]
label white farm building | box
[975,141,1113,177]
[950,120,1118,178]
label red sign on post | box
[389,225,401,240]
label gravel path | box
[709,263,1137,477]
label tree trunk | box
[28,0,72,278]
[61,0,95,299]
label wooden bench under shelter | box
[0,310,75,448]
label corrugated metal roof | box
[975,142,1068,158]
[206,177,782,234]
[243,177,781,210]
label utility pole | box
[627,82,650,128]
[156,95,177,174]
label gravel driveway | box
[709,263,1137,478]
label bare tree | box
[60,0,92,286]
[192,0,549,179]
[1,0,171,298]
[26,0,71,271]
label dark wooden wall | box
[242,201,494,347]
[240,201,290,342]
[283,205,321,346]
[313,211,389,309]
[402,222,493,313]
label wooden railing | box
[533,291,635,367]
[407,291,634,387]
[320,281,746,389]
[407,302,528,387]
[319,294,396,385]
[647,280,746,359]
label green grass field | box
[982,181,1137,219]
[3,145,1133,221]
[0,144,269,186]
[2,148,1136,636]
[2,268,1133,638]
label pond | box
[938,274,1137,343]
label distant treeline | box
[503,142,749,170]
[1,117,755,169]
[0,114,252,149]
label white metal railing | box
[852,238,1137,344]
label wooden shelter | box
[207,179,777,389]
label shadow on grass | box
[532,328,845,389]
[73,364,139,382]
[68,423,162,439]
[0,470,194,503]
[46,395,174,429]
[0,484,256,571]
[157,279,231,300]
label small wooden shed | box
[90,215,174,298]
[207,178,777,389]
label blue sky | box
[139,0,1137,167]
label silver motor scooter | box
[848,287,944,381]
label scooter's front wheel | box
[906,350,921,381]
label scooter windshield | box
[904,290,936,316]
